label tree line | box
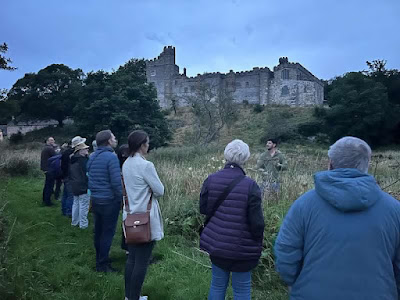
[0,56,171,148]
[1,41,399,148]
[299,60,400,147]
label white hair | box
[224,139,250,166]
[328,136,372,173]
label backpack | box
[47,154,62,179]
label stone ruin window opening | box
[175,80,178,85]
[190,86,195,92]
[281,86,289,96]
[281,69,289,80]
[184,87,188,93]
[150,70,156,77]
[245,82,249,87]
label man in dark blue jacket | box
[87,129,122,272]
[274,136,400,300]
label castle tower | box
[146,46,179,107]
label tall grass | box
[0,142,398,299]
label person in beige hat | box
[69,136,90,229]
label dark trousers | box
[42,172,55,206]
[92,201,120,270]
[61,180,73,216]
[125,241,155,300]
[55,178,62,200]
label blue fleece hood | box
[314,168,380,212]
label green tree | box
[365,59,400,105]
[0,42,17,102]
[0,43,16,71]
[7,64,83,126]
[74,59,171,148]
[183,82,238,144]
[324,72,394,146]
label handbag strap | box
[121,174,152,213]
[204,174,245,226]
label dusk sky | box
[1,0,400,91]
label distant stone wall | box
[7,125,54,136]
[146,47,324,108]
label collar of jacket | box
[224,162,246,175]
[97,146,114,152]
[133,152,147,160]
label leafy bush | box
[253,104,264,113]
[1,157,34,176]
[298,120,324,137]
[9,132,23,144]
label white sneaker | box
[139,296,148,300]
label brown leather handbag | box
[122,175,152,244]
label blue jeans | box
[61,180,73,216]
[208,264,251,300]
[92,201,120,270]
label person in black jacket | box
[60,142,74,217]
[69,136,90,229]
[41,137,56,206]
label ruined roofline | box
[146,46,323,85]
[274,58,323,85]
[175,66,273,79]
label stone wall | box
[146,47,324,108]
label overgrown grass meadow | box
[0,141,399,299]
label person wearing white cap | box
[69,136,90,229]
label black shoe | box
[44,202,54,207]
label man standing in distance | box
[87,130,122,272]
[256,138,287,196]
[41,136,56,206]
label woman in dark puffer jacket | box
[200,139,265,300]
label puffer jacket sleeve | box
[107,154,122,201]
[199,177,209,215]
[274,199,304,286]
[143,162,164,198]
[247,181,265,239]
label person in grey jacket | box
[122,130,164,300]
[87,129,122,273]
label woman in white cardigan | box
[122,130,164,300]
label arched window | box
[281,86,289,96]
[281,69,289,80]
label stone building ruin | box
[146,46,324,108]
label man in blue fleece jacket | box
[87,129,122,272]
[275,136,400,300]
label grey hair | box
[327,136,372,173]
[224,139,250,166]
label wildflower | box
[188,167,193,171]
